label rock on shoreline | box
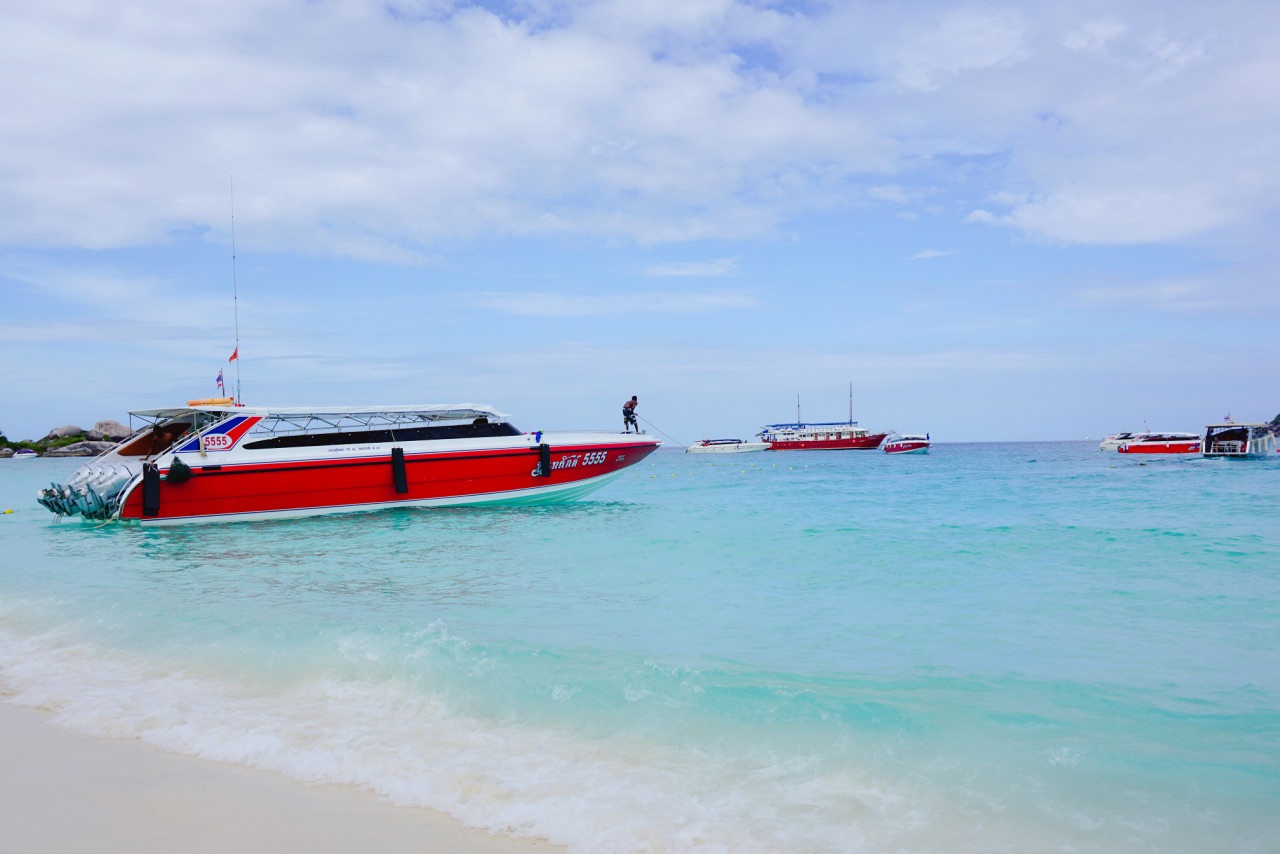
[39,420,131,443]
[3,419,134,457]
[43,441,122,458]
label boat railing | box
[1207,440,1246,455]
[530,429,649,436]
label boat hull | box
[1116,441,1200,455]
[115,438,658,525]
[884,441,929,455]
[766,433,888,451]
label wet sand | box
[0,701,561,853]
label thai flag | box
[217,369,224,393]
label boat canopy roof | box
[1204,422,1268,428]
[129,403,511,423]
[762,421,859,430]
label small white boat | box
[12,448,37,460]
[883,434,930,455]
[686,438,771,454]
[1099,431,1147,451]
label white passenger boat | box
[1202,422,1278,459]
[36,401,660,525]
[12,448,37,460]
[1099,432,1147,451]
[686,439,771,454]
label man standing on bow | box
[622,396,638,433]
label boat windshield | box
[115,413,217,457]
[242,420,522,450]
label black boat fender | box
[391,447,409,494]
[142,463,161,517]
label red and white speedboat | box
[37,402,660,525]
[1115,432,1201,455]
[883,434,930,455]
[757,421,888,450]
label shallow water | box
[2,444,1277,852]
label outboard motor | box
[37,461,140,521]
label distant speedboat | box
[1116,432,1201,455]
[686,439,771,454]
[12,448,37,460]
[1099,431,1146,451]
[883,434,930,455]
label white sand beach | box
[0,701,561,854]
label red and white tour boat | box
[757,421,888,451]
[883,434,931,455]
[759,388,888,451]
[37,402,660,525]
[1115,432,1201,455]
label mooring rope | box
[636,414,688,450]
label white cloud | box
[470,289,759,316]
[888,8,1030,92]
[909,249,952,260]
[1003,184,1233,245]
[644,258,737,277]
[1063,18,1126,52]
[867,185,910,204]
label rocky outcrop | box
[40,424,87,443]
[43,441,118,457]
[91,419,131,441]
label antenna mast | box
[796,394,801,425]
[849,382,853,424]
[230,176,242,404]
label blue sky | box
[2,1,1277,442]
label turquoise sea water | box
[1,443,1277,852]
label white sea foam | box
[0,622,928,853]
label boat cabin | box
[1202,423,1278,458]
[759,422,869,442]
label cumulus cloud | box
[0,1,1278,253]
